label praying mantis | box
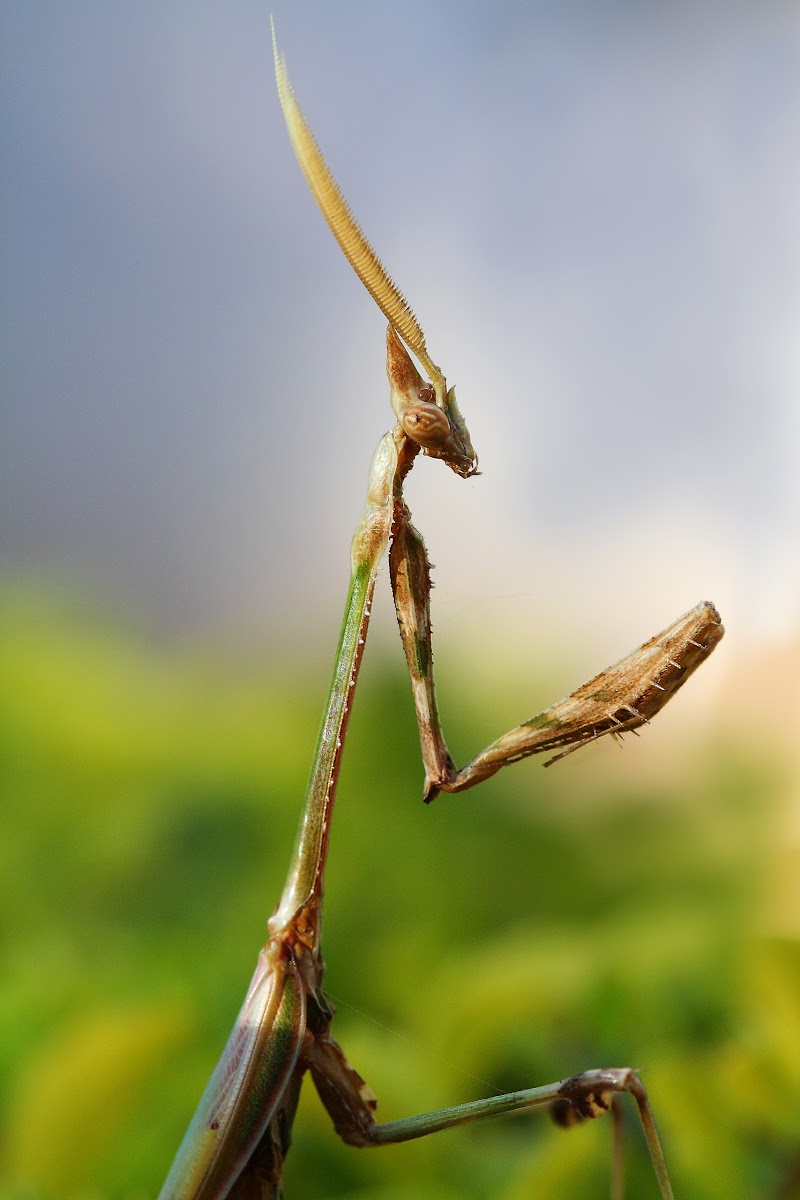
[157,23,724,1200]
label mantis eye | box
[400,402,451,449]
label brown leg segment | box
[390,501,722,803]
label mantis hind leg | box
[309,1035,674,1200]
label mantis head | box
[385,326,478,479]
[273,22,477,480]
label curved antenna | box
[272,20,444,391]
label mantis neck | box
[270,432,398,943]
[270,562,375,941]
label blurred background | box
[1,2,799,1197]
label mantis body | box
[158,25,724,1200]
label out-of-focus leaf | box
[7,1006,188,1196]
[2,591,799,1197]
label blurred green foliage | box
[1,590,798,1199]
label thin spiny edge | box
[541,601,724,765]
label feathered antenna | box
[272,19,444,393]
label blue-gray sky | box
[2,2,798,661]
